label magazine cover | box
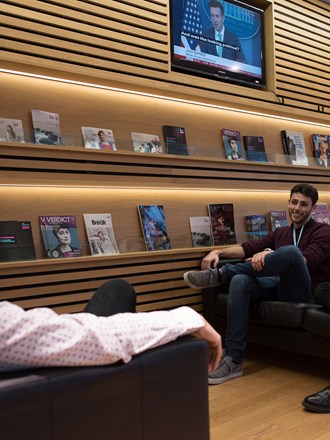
[189,216,211,247]
[269,210,288,230]
[0,221,36,262]
[222,129,244,160]
[310,134,330,167]
[131,132,164,154]
[311,203,330,225]
[0,118,25,143]
[162,126,189,156]
[31,109,62,145]
[208,203,237,246]
[138,205,171,251]
[83,213,119,255]
[281,130,308,166]
[243,135,267,162]
[81,127,117,150]
[245,215,267,240]
[39,215,82,258]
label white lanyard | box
[293,224,304,247]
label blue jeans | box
[221,245,313,363]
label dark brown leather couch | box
[0,336,210,440]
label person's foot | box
[302,385,330,413]
[208,356,243,385]
[183,267,222,289]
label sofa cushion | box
[215,293,315,329]
[303,307,330,339]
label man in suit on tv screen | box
[200,0,247,63]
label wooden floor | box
[209,345,330,440]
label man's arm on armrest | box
[202,245,245,270]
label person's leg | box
[224,274,278,363]
[208,274,278,384]
[83,279,136,316]
[221,245,313,303]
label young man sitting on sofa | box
[0,279,222,372]
[183,183,330,385]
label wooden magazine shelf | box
[1,143,330,190]
[1,142,330,314]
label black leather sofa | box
[203,261,330,360]
[0,336,210,440]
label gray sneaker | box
[183,267,221,289]
[208,356,243,385]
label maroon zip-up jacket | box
[241,219,330,290]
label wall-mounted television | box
[170,0,266,89]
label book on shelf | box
[81,127,117,150]
[244,214,267,240]
[39,215,82,259]
[138,205,171,251]
[311,203,330,225]
[281,130,308,166]
[222,129,244,160]
[208,203,237,246]
[310,134,330,167]
[0,221,36,262]
[130,132,164,154]
[269,210,288,231]
[83,213,119,255]
[162,125,189,156]
[189,216,212,247]
[0,118,25,143]
[243,135,267,162]
[31,109,62,145]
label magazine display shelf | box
[1,142,330,314]
[1,142,330,190]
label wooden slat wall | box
[1,142,330,313]
[0,250,206,314]
[0,0,329,121]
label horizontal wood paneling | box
[0,250,205,313]
[1,0,329,121]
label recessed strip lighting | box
[1,68,330,128]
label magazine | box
[311,203,330,225]
[131,132,164,154]
[245,215,267,240]
[0,221,36,262]
[222,129,244,160]
[83,213,119,255]
[269,210,288,230]
[39,215,82,258]
[162,126,188,156]
[208,203,236,245]
[281,130,308,166]
[310,134,330,167]
[81,127,117,150]
[189,216,211,247]
[0,118,25,143]
[138,205,171,251]
[31,109,62,145]
[243,135,267,162]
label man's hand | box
[246,249,272,271]
[192,318,222,371]
[201,250,221,270]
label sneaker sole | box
[208,370,243,385]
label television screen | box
[170,0,266,88]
